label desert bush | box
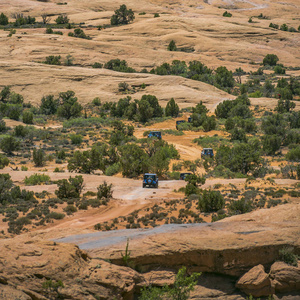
[55,175,84,199]
[104,59,136,73]
[198,190,225,212]
[119,143,149,177]
[105,162,120,176]
[263,54,279,66]
[47,212,65,220]
[24,173,50,185]
[33,148,46,167]
[0,154,9,169]
[56,150,66,160]
[56,91,82,119]
[40,95,59,115]
[280,23,288,31]
[278,247,298,266]
[44,55,61,65]
[0,13,9,25]
[22,111,33,124]
[13,14,35,26]
[275,99,295,113]
[140,266,200,300]
[0,135,20,155]
[262,135,282,155]
[216,141,262,175]
[223,11,232,17]
[92,62,103,69]
[55,14,69,24]
[97,181,113,200]
[269,23,279,29]
[274,65,286,74]
[64,204,77,215]
[167,40,177,51]
[228,197,253,215]
[70,134,83,145]
[110,4,135,25]
[286,146,300,162]
[68,28,90,39]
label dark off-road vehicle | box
[176,120,186,130]
[179,172,192,180]
[148,131,162,140]
[201,148,214,158]
[143,173,158,188]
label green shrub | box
[47,212,65,220]
[55,14,69,24]
[56,91,82,120]
[228,197,253,215]
[69,28,90,39]
[92,62,103,68]
[55,175,84,199]
[104,59,136,73]
[40,95,59,115]
[24,173,50,185]
[280,23,288,31]
[167,40,177,51]
[110,4,135,25]
[46,27,53,34]
[0,13,9,25]
[274,65,286,74]
[22,111,33,124]
[278,247,298,266]
[263,54,279,66]
[44,55,61,65]
[70,134,83,145]
[286,146,300,162]
[269,23,279,29]
[64,204,77,215]
[140,266,200,300]
[33,148,46,167]
[0,135,20,155]
[223,11,232,17]
[198,190,225,212]
[97,181,113,200]
[0,154,9,169]
[105,162,120,176]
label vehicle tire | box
[143,183,146,188]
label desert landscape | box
[0,0,300,299]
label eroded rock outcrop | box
[0,238,143,300]
[236,264,274,297]
[270,260,300,293]
[236,261,300,297]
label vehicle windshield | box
[144,174,156,180]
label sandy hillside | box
[0,0,299,108]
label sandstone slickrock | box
[270,260,300,293]
[0,238,143,300]
[235,264,274,297]
[86,204,300,277]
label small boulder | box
[236,264,274,297]
[270,260,300,293]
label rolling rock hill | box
[0,0,300,299]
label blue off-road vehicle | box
[201,148,214,158]
[176,120,186,130]
[143,173,158,188]
[147,131,162,140]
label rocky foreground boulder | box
[1,203,300,299]
[236,261,300,297]
[0,238,143,299]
